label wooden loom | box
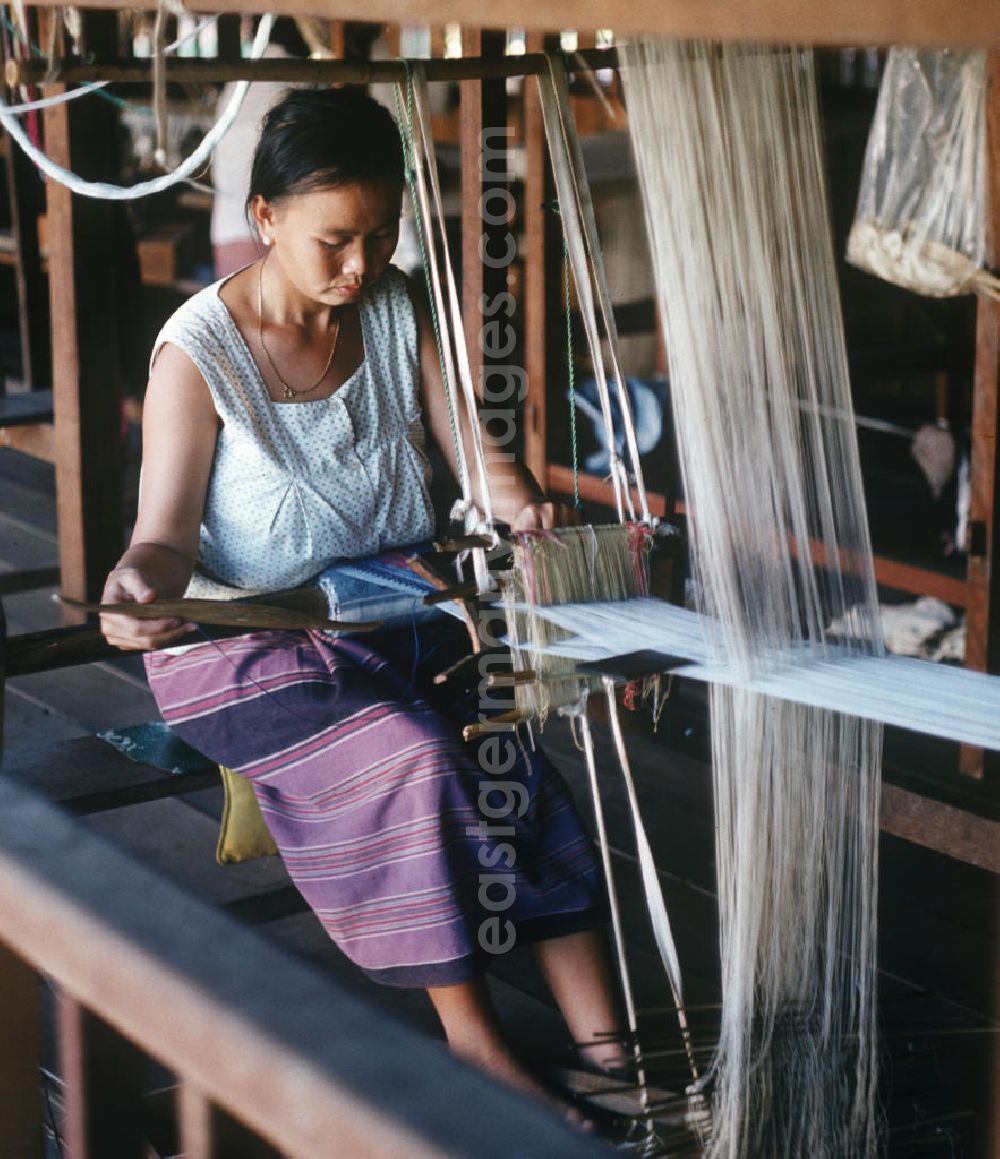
[0,4,996,1154]
[5,0,994,850]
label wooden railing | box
[0,777,603,1158]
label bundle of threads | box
[500,523,656,721]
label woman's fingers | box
[99,568,193,651]
[512,501,583,531]
[101,614,194,651]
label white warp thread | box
[407,65,494,532]
[0,14,273,201]
[537,56,652,523]
[622,41,882,1156]
[523,596,1000,751]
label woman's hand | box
[100,565,194,652]
[511,500,583,531]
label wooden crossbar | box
[12,0,1000,49]
[0,776,603,1157]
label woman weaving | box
[99,88,624,1117]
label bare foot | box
[454,1043,593,1131]
[576,1036,633,1077]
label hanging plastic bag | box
[847,48,999,299]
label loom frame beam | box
[3,9,998,1151]
[12,0,1000,49]
[8,8,998,851]
[962,50,1000,778]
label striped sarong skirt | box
[144,615,605,987]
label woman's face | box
[254,180,403,307]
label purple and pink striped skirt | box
[144,616,605,987]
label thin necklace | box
[257,256,341,400]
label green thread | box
[0,12,144,110]
[0,11,45,58]
[563,232,581,509]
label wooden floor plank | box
[80,795,292,907]
[1,586,64,635]
[0,446,56,495]
[6,665,158,739]
[0,517,58,572]
[0,475,58,538]
[2,686,91,750]
[0,440,996,1152]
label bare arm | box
[100,343,219,650]
[408,277,579,531]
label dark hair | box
[247,87,405,213]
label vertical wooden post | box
[960,51,1000,1157]
[42,11,125,620]
[522,32,550,485]
[460,28,508,389]
[215,14,242,62]
[58,992,147,1158]
[961,51,1000,779]
[176,1080,214,1158]
[461,29,515,516]
[383,24,401,59]
[0,941,43,1158]
[5,134,49,391]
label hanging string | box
[396,62,499,597]
[407,63,496,535]
[563,233,581,510]
[538,54,654,525]
[394,67,469,504]
[393,72,467,500]
[576,705,656,1139]
[0,13,273,200]
[151,0,168,168]
[546,53,649,522]
[602,676,698,1084]
[536,66,626,522]
[621,40,882,1157]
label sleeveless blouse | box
[151,265,436,591]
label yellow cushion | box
[216,765,279,865]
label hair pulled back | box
[247,87,405,214]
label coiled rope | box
[0,12,273,200]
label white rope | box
[0,17,220,117]
[0,13,273,201]
[0,81,107,113]
[621,40,883,1155]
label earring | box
[262,234,272,247]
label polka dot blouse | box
[151,265,436,591]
